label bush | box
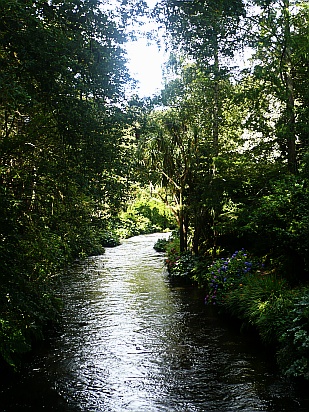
[159,231,196,279]
[134,198,175,230]
[0,319,31,367]
[194,249,261,305]
[224,273,292,343]
[164,233,181,272]
[98,230,120,248]
[117,188,176,239]
[167,251,198,278]
[153,237,169,252]
[0,205,99,368]
[240,175,309,280]
[117,210,156,238]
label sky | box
[125,39,165,97]
[123,1,253,97]
[125,0,166,97]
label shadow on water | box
[1,233,309,411]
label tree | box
[139,107,192,252]
[247,0,308,174]
[140,62,261,256]
[155,0,246,154]
[292,3,309,153]
[0,0,131,366]
[149,1,252,255]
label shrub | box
[0,319,31,367]
[98,230,120,248]
[240,175,309,280]
[162,232,196,279]
[253,283,297,344]
[153,237,169,252]
[134,198,175,230]
[164,233,180,272]
[195,249,261,305]
[195,249,309,380]
[167,251,198,278]
[118,189,176,239]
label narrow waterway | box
[1,233,309,411]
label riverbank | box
[0,188,175,371]
[157,235,309,382]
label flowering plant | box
[202,249,261,305]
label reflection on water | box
[1,233,309,411]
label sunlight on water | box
[1,233,309,411]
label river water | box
[1,233,309,411]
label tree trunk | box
[282,0,297,174]
[213,45,219,159]
[179,192,185,253]
[178,191,186,253]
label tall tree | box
[248,0,307,174]
[140,62,254,255]
[139,106,193,252]
[0,0,131,366]
[150,1,249,254]
[291,2,309,154]
[155,0,246,155]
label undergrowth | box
[162,238,309,381]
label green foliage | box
[163,232,181,272]
[162,232,196,278]
[134,198,173,230]
[150,0,309,265]
[278,288,309,380]
[203,251,309,379]
[0,0,131,368]
[0,245,63,368]
[156,0,245,63]
[0,320,31,367]
[167,251,198,279]
[165,243,309,379]
[196,249,261,305]
[117,209,154,238]
[224,273,291,340]
[293,4,309,150]
[153,237,169,252]
[240,175,309,279]
[115,187,176,239]
[98,230,121,248]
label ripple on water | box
[1,233,309,411]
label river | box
[1,233,309,411]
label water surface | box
[1,233,308,411]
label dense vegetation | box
[0,0,173,369]
[148,0,309,380]
[1,0,308,380]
